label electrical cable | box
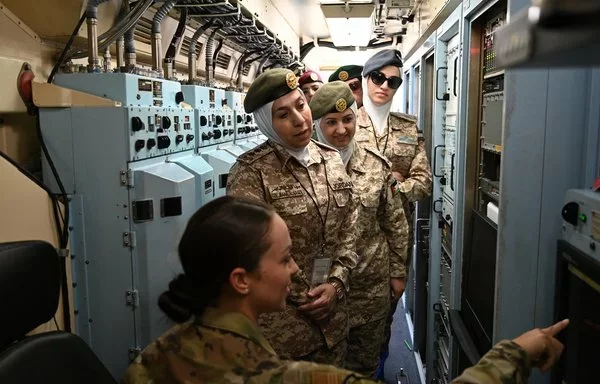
[48,13,86,84]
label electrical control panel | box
[181,85,236,148]
[128,107,195,161]
[54,73,183,107]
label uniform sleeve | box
[274,360,381,384]
[451,340,531,384]
[226,162,267,202]
[398,138,433,202]
[328,193,360,291]
[379,173,410,278]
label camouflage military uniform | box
[122,307,377,384]
[227,139,359,365]
[123,309,532,384]
[344,142,409,376]
[355,107,432,355]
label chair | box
[0,240,117,384]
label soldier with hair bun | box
[122,196,569,384]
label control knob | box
[157,136,171,149]
[200,116,208,126]
[162,116,171,129]
[146,138,156,149]
[186,134,194,144]
[216,115,223,126]
[175,135,184,145]
[131,117,144,132]
[213,130,222,139]
[134,139,145,152]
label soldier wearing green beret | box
[226,68,359,366]
[122,198,569,384]
[328,65,364,108]
[310,81,409,377]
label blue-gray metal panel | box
[438,6,462,40]
[70,108,136,378]
[130,161,195,347]
[126,107,196,162]
[425,31,446,384]
[69,194,92,343]
[533,68,589,338]
[495,68,548,341]
[54,73,182,107]
[169,151,215,208]
[584,69,600,187]
[200,148,237,198]
[219,143,246,158]
[39,108,76,194]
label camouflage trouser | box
[345,317,387,378]
[297,339,347,367]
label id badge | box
[311,257,331,286]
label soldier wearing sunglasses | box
[355,49,433,379]
[328,65,364,108]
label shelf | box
[482,144,502,154]
[494,6,600,68]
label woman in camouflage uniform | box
[309,81,409,377]
[226,68,359,365]
[356,50,433,376]
[122,196,569,384]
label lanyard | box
[271,144,330,251]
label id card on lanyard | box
[311,257,331,286]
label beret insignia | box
[338,71,349,81]
[335,98,347,112]
[286,72,298,89]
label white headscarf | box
[314,101,358,166]
[361,76,393,136]
[253,93,311,167]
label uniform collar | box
[347,141,367,174]
[357,107,389,138]
[200,307,277,356]
[269,140,323,171]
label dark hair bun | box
[158,274,207,323]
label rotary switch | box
[200,116,208,126]
[146,138,156,149]
[186,134,194,144]
[131,117,144,132]
[175,135,184,145]
[162,116,171,129]
[134,139,145,152]
[213,130,222,139]
[157,136,171,149]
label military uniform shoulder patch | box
[236,142,274,164]
[390,111,418,123]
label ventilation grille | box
[133,17,153,45]
[180,36,203,58]
[215,52,231,69]
[243,63,252,76]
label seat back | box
[0,241,117,384]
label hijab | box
[313,101,358,166]
[253,91,311,167]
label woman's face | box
[367,65,401,106]
[319,108,356,149]
[272,90,313,149]
[248,213,298,313]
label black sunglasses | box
[369,71,403,89]
[347,80,361,92]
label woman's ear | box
[229,267,250,295]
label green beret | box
[244,68,299,113]
[309,81,355,120]
[328,65,363,82]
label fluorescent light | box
[326,17,373,47]
[321,3,375,48]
